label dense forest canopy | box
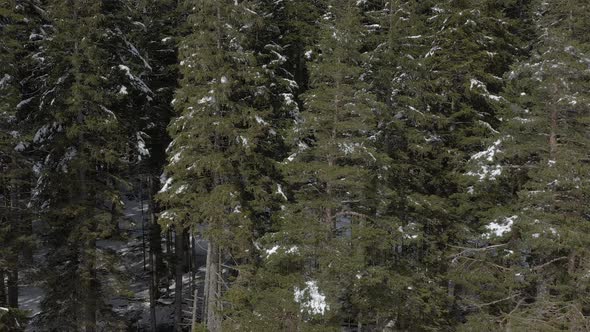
[1,0,590,331]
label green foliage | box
[0,308,30,332]
[4,0,589,330]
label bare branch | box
[449,243,508,259]
[532,256,568,271]
[332,211,371,220]
[472,292,521,309]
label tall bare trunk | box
[549,109,558,159]
[174,228,185,331]
[80,169,97,332]
[8,181,19,309]
[7,267,17,308]
[0,270,6,306]
[149,246,157,331]
[205,240,221,332]
[84,242,97,332]
[148,176,159,331]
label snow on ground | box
[22,190,207,330]
[19,286,43,316]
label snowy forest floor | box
[21,192,205,331]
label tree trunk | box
[22,221,33,265]
[549,109,558,159]
[148,176,159,331]
[0,270,6,306]
[8,183,19,309]
[191,288,199,332]
[149,246,158,332]
[202,240,210,325]
[77,159,96,332]
[84,241,97,332]
[183,231,190,273]
[174,228,184,332]
[149,176,163,298]
[205,240,221,332]
[7,267,17,308]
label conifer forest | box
[2,0,590,331]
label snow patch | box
[470,140,501,162]
[281,93,296,106]
[175,185,187,195]
[16,97,34,110]
[0,74,11,89]
[339,142,361,155]
[198,95,215,104]
[58,147,78,173]
[118,65,153,96]
[276,184,288,201]
[255,115,268,125]
[265,245,280,256]
[237,135,249,147]
[136,132,150,160]
[99,105,116,119]
[294,280,329,315]
[466,165,502,181]
[467,140,504,181]
[159,177,173,193]
[14,142,27,152]
[486,215,517,238]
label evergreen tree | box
[365,0,529,329]
[124,1,180,329]
[158,0,287,330]
[458,0,590,330]
[3,0,589,330]
[32,1,135,329]
[252,1,396,329]
[0,0,45,311]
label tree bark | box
[205,240,221,332]
[8,182,19,309]
[549,109,558,159]
[174,228,184,332]
[80,170,97,332]
[0,270,6,306]
[7,267,17,308]
[84,242,97,332]
[149,247,158,332]
[148,176,159,331]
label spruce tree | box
[253,1,396,329]
[0,0,45,311]
[32,1,134,329]
[458,0,590,329]
[158,0,287,330]
[365,0,528,328]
